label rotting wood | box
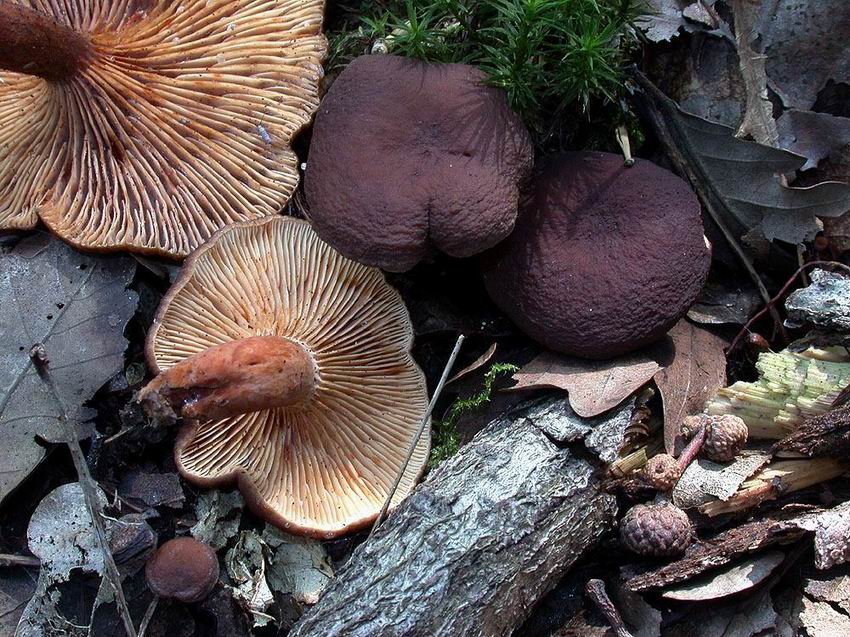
[627,517,807,593]
[290,395,622,637]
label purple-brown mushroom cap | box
[481,151,711,359]
[145,537,219,603]
[305,54,533,272]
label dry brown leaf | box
[509,350,662,418]
[654,320,727,453]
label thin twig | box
[630,69,786,339]
[585,579,634,637]
[29,344,138,637]
[727,261,850,354]
[137,597,159,637]
[369,334,465,538]
[0,553,39,568]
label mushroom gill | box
[0,0,326,257]
[141,217,430,538]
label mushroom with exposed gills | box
[139,217,430,539]
[0,0,326,258]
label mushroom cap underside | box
[0,0,326,258]
[148,216,429,538]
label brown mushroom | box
[145,537,219,603]
[0,0,325,258]
[305,54,533,272]
[481,152,711,359]
[139,216,429,538]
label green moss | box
[428,362,519,469]
[327,0,647,148]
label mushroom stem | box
[138,335,317,421]
[0,1,92,81]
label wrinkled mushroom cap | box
[305,54,533,272]
[0,0,326,257]
[145,537,219,603]
[482,152,711,359]
[147,216,429,538]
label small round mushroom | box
[139,217,429,538]
[0,0,325,257]
[145,537,219,603]
[619,503,692,557]
[481,152,711,359]
[305,54,534,272]
[682,414,748,462]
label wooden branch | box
[291,396,618,637]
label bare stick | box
[369,334,465,537]
[615,125,635,167]
[585,579,634,637]
[137,597,159,637]
[29,344,138,637]
[0,553,39,568]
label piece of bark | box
[627,517,806,592]
[774,404,850,457]
[290,396,618,637]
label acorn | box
[682,414,748,462]
[642,453,682,492]
[619,503,692,557]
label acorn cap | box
[145,537,219,603]
[146,216,429,538]
[703,414,748,462]
[619,503,692,557]
[0,0,325,258]
[643,454,682,492]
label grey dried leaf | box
[263,527,334,606]
[118,469,185,510]
[654,320,727,454]
[0,571,36,637]
[757,1,850,110]
[673,453,772,509]
[0,235,137,504]
[662,587,777,637]
[777,110,850,171]
[611,580,662,637]
[635,72,850,246]
[17,483,110,637]
[661,551,785,601]
[191,490,245,551]
[687,282,761,325]
[511,350,661,418]
[225,531,275,628]
[636,0,687,42]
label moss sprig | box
[429,362,519,469]
[328,0,647,146]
